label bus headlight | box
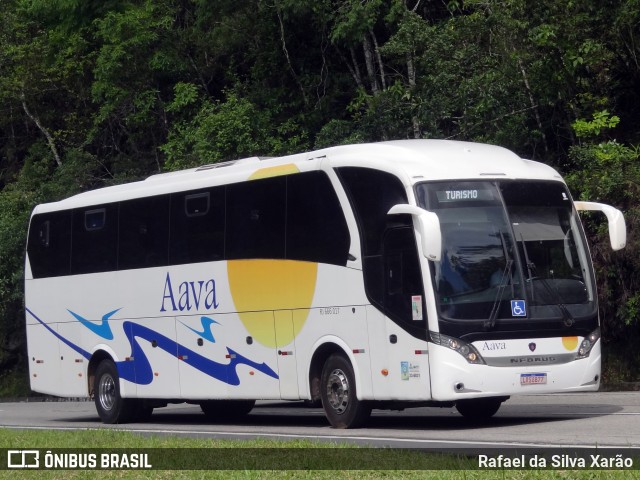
[430,331,486,365]
[575,328,600,359]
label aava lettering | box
[160,272,219,312]
[482,341,506,351]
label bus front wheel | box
[94,359,135,424]
[320,353,371,428]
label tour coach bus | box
[25,140,626,428]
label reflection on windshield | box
[416,181,594,322]
[503,182,591,309]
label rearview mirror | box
[574,201,626,251]
[388,204,442,261]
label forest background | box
[1,0,639,395]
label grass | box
[0,428,638,479]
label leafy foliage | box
[566,113,640,342]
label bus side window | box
[286,171,350,266]
[337,167,410,308]
[226,176,286,260]
[169,188,225,265]
[119,195,170,270]
[27,212,72,278]
[71,204,118,275]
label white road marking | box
[1,424,638,449]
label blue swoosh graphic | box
[25,308,279,387]
[67,308,119,340]
[116,321,278,385]
[26,308,91,360]
[179,316,220,343]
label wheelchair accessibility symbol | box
[511,300,527,317]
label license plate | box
[520,373,547,385]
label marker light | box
[430,331,486,365]
[575,328,600,359]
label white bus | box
[25,140,626,428]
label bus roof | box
[33,140,562,214]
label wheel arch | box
[87,349,113,398]
[308,336,371,402]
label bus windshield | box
[415,181,595,323]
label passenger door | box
[381,227,432,399]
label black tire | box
[455,397,505,420]
[303,399,322,408]
[320,353,371,428]
[94,359,136,424]
[134,400,154,422]
[200,400,256,420]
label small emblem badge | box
[529,342,536,352]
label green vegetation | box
[0,428,637,478]
[1,0,640,393]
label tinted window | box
[85,209,106,230]
[170,188,225,265]
[27,211,72,278]
[226,177,286,259]
[337,167,410,306]
[71,204,118,274]
[185,192,210,217]
[337,168,409,255]
[119,195,170,270]
[286,172,350,266]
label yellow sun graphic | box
[227,259,318,348]
[562,336,579,351]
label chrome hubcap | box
[98,373,116,412]
[326,369,349,414]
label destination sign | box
[436,189,494,202]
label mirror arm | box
[575,201,627,251]
[388,204,442,261]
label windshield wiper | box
[485,232,513,329]
[519,234,575,327]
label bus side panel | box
[224,311,280,400]
[177,313,230,400]
[126,317,181,399]
[366,306,432,401]
[275,310,300,399]
[57,321,90,397]
[177,311,281,400]
[26,322,62,396]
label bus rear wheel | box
[455,397,505,420]
[94,359,136,424]
[320,353,371,429]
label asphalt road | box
[1,392,640,450]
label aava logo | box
[160,272,219,312]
